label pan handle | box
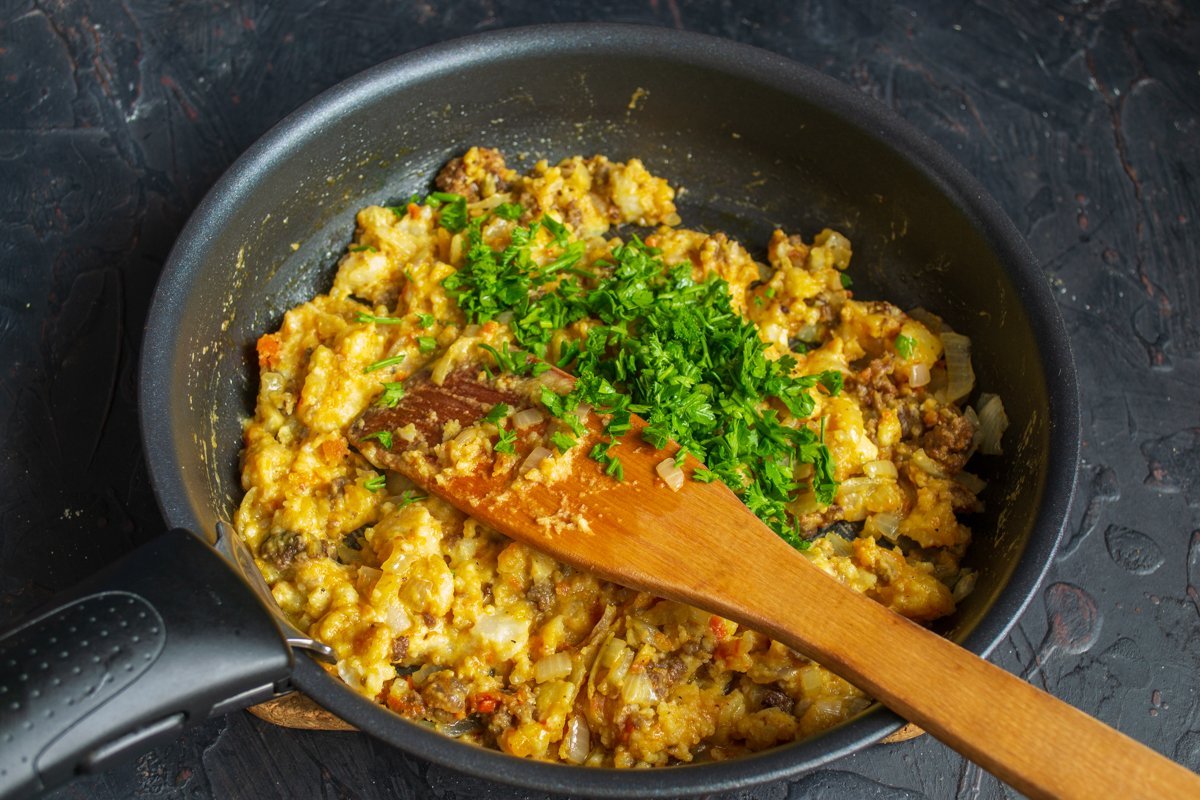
[0,529,296,800]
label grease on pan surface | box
[236,148,1000,767]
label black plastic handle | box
[0,529,294,800]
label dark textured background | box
[1,1,1198,798]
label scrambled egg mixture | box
[237,148,996,766]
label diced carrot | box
[407,202,421,219]
[256,333,282,369]
[473,692,501,714]
[320,437,348,462]
[708,615,727,641]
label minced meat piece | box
[922,408,976,472]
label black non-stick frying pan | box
[0,24,1079,800]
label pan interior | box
[142,26,1069,795]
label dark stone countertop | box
[1,1,1197,798]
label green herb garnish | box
[396,490,427,508]
[349,244,378,253]
[429,191,468,232]
[482,403,510,425]
[376,381,405,408]
[895,334,916,360]
[364,474,387,492]
[549,431,577,452]
[361,430,394,449]
[443,219,839,547]
[356,312,404,325]
[363,354,406,374]
[493,202,524,221]
[416,313,435,328]
[840,272,853,288]
[494,428,517,455]
[417,336,438,354]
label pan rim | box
[139,22,1080,797]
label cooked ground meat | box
[488,705,514,738]
[262,531,304,570]
[647,655,687,697]
[527,580,556,613]
[391,635,409,663]
[760,688,795,713]
[423,671,469,717]
[847,357,900,414]
[923,408,976,473]
[434,146,511,201]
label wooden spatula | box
[350,360,1200,799]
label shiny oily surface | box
[236,148,999,766]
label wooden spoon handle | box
[353,361,1198,796]
[732,552,1200,800]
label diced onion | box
[975,393,1009,455]
[911,448,948,478]
[470,194,507,211]
[939,332,975,402]
[621,671,658,706]
[598,637,628,669]
[441,717,482,738]
[799,666,824,695]
[607,648,635,687]
[963,405,982,458]
[462,323,482,336]
[537,370,573,394]
[261,372,285,392]
[562,715,591,764]
[955,470,988,495]
[521,446,552,474]
[571,404,591,424]
[534,651,573,683]
[862,460,898,480]
[907,362,931,387]
[473,612,525,645]
[356,566,382,595]
[872,512,901,541]
[656,458,685,491]
[824,534,854,558]
[953,570,978,603]
[514,408,544,429]
[383,602,410,633]
[907,307,945,334]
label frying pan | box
[0,24,1079,799]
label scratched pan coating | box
[139,24,1079,798]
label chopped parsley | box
[443,220,840,548]
[590,440,625,481]
[416,313,435,328]
[428,191,468,233]
[549,430,577,452]
[478,342,549,377]
[363,354,406,374]
[482,403,510,425]
[364,474,387,492]
[417,336,438,354]
[839,272,853,289]
[895,334,916,360]
[349,244,378,253]
[396,490,427,508]
[356,312,404,325]
[361,430,394,449]
[493,202,524,221]
[376,381,405,408]
[494,428,517,455]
